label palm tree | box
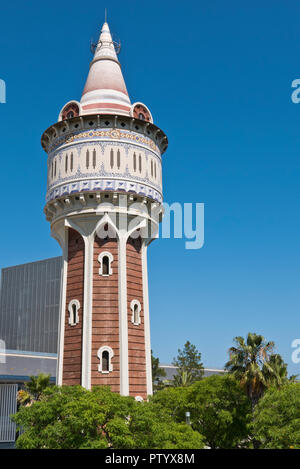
[262,354,288,388]
[17,373,51,407]
[173,369,194,387]
[225,333,274,410]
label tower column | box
[142,243,153,396]
[82,233,94,389]
[56,226,68,386]
[118,231,129,396]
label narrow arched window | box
[117,149,120,169]
[51,161,53,179]
[133,152,137,171]
[134,304,139,324]
[68,300,80,326]
[54,160,57,177]
[93,149,96,169]
[97,346,114,373]
[139,154,142,173]
[131,300,141,326]
[65,153,68,173]
[102,351,109,372]
[71,304,77,325]
[110,149,114,169]
[98,251,114,276]
[103,256,109,275]
[151,160,153,177]
[70,152,73,171]
[86,149,90,169]
[154,162,157,179]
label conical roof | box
[80,22,131,116]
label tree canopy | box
[151,374,251,449]
[253,383,300,449]
[12,385,204,449]
[172,341,204,384]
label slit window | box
[110,149,114,169]
[98,251,113,276]
[134,304,139,324]
[68,300,80,326]
[133,153,137,171]
[102,351,109,372]
[131,300,141,326]
[86,149,90,169]
[93,149,96,169]
[71,304,76,324]
[103,256,109,275]
[65,153,68,173]
[71,153,73,171]
[117,149,120,169]
[139,154,142,173]
[97,346,114,373]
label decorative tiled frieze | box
[46,178,163,203]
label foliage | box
[151,351,167,392]
[262,354,289,388]
[172,341,204,384]
[150,386,189,423]
[187,375,251,448]
[17,373,52,407]
[12,385,204,449]
[225,333,275,408]
[173,369,194,387]
[151,375,251,449]
[253,383,300,449]
[128,401,204,449]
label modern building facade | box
[0,257,61,446]
[0,257,61,355]
[41,22,168,400]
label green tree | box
[187,375,251,448]
[262,354,289,388]
[172,341,204,384]
[151,351,167,392]
[150,386,189,423]
[12,385,203,449]
[225,333,274,410]
[17,373,52,406]
[173,369,194,387]
[253,383,300,449]
[128,401,204,449]
[151,375,251,449]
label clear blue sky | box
[1,1,300,374]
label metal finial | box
[105,8,107,22]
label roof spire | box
[80,21,131,116]
[105,7,107,23]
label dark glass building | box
[0,257,62,445]
[0,257,61,354]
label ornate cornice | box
[41,114,168,155]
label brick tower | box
[41,22,168,400]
